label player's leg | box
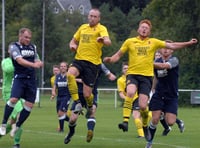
[86,104,96,143]
[176,118,185,133]
[160,112,171,136]
[10,100,23,147]
[132,99,144,138]
[64,101,80,144]
[0,98,18,135]
[118,96,134,132]
[57,98,70,132]
[67,65,83,113]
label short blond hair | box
[139,19,152,29]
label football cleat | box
[162,126,172,136]
[74,103,83,115]
[145,141,152,148]
[178,120,185,133]
[64,131,74,144]
[118,122,128,132]
[0,124,6,136]
[143,126,151,141]
[86,130,93,143]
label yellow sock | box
[123,96,133,122]
[140,108,149,127]
[134,118,144,137]
[67,74,79,101]
[86,94,94,107]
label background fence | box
[34,88,200,108]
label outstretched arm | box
[69,38,79,52]
[103,50,123,63]
[166,38,198,50]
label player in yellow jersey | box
[50,65,60,88]
[103,19,198,146]
[64,8,111,144]
[117,62,145,138]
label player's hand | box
[50,95,55,101]
[97,37,104,43]
[103,57,112,63]
[189,38,198,44]
[70,44,77,52]
[34,61,43,68]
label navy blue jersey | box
[154,56,179,99]
[10,42,39,78]
[55,73,71,98]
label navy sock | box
[2,104,14,124]
[16,108,31,127]
[160,118,169,130]
[87,117,96,131]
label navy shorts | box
[56,96,70,112]
[149,93,178,115]
[126,74,153,96]
[11,78,36,103]
[71,60,99,88]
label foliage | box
[142,0,200,89]
[0,0,200,99]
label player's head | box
[52,65,60,75]
[18,28,32,46]
[88,8,101,27]
[122,62,128,75]
[59,61,68,74]
[137,19,152,39]
[161,40,174,56]
[154,51,161,60]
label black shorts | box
[132,98,140,110]
[126,74,153,96]
[71,60,100,88]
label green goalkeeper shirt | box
[1,57,14,101]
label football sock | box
[134,118,144,137]
[14,127,22,145]
[123,96,133,122]
[58,117,65,131]
[176,118,181,124]
[86,94,94,108]
[2,102,15,124]
[87,117,96,131]
[140,108,149,127]
[6,123,12,134]
[160,118,169,130]
[16,105,31,127]
[149,121,157,141]
[68,123,76,135]
[67,74,79,101]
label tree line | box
[0,0,199,104]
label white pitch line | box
[24,129,190,148]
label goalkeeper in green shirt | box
[1,44,23,148]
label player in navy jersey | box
[51,62,70,132]
[0,28,43,139]
[153,51,185,136]
[146,41,184,147]
[64,63,116,144]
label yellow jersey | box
[50,75,55,88]
[74,23,110,65]
[120,37,165,76]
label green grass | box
[0,92,199,148]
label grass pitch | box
[0,92,199,148]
